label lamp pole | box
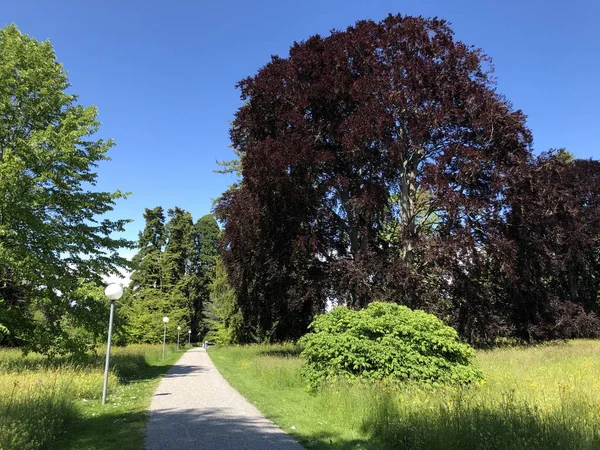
[162,316,169,360]
[188,329,191,345]
[102,283,123,405]
[177,326,181,351]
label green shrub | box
[299,302,483,388]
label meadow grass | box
[209,340,600,450]
[0,344,185,450]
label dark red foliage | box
[500,152,600,341]
[215,14,599,343]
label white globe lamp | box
[104,284,123,301]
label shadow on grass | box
[361,392,600,450]
[0,392,79,450]
[38,394,600,450]
[47,353,185,450]
[0,349,188,383]
[50,408,150,450]
[1,347,190,450]
[258,346,304,359]
[52,407,307,450]
[110,352,163,382]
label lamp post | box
[177,325,181,351]
[162,316,169,360]
[188,329,191,345]
[102,283,123,405]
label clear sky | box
[3,0,599,256]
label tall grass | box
[0,372,75,450]
[0,344,180,450]
[209,340,600,450]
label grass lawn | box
[0,344,185,450]
[209,340,600,450]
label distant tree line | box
[124,207,220,343]
[215,14,600,345]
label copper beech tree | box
[502,153,600,341]
[216,14,599,343]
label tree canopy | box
[0,25,131,354]
[125,208,220,343]
[215,14,600,344]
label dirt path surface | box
[145,347,304,450]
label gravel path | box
[145,347,304,450]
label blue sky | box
[3,0,599,255]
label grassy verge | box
[0,344,187,450]
[209,340,600,450]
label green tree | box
[204,257,242,344]
[130,207,167,291]
[126,209,221,343]
[215,148,243,177]
[123,288,175,344]
[61,282,128,349]
[162,207,194,337]
[0,25,131,354]
[125,206,180,343]
[190,214,220,340]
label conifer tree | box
[204,257,242,344]
[126,209,221,342]
[130,207,166,291]
[126,207,174,343]
[189,214,220,339]
[162,207,194,337]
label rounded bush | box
[299,302,483,388]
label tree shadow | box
[39,395,600,450]
[360,392,600,450]
[258,347,304,358]
[0,392,79,450]
[52,407,307,450]
[162,364,209,378]
[2,348,193,449]
[50,409,150,450]
[0,350,181,383]
[147,407,307,449]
